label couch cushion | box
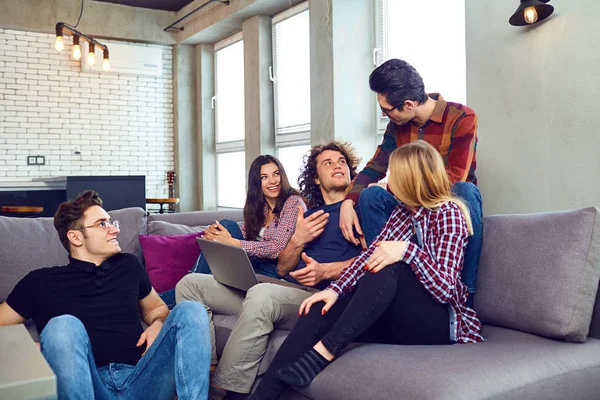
[475,207,600,342]
[147,220,206,236]
[284,326,600,400]
[139,232,204,293]
[0,216,67,302]
[108,207,147,262]
[148,209,244,227]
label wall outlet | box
[27,155,45,165]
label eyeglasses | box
[84,220,120,232]
[380,105,398,117]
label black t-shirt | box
[6,253,152,367]
[285,201,363,290]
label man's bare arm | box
[277,235,307,277]
[322,258,356,280]
[290,256,357,287]
[0,302,26,327]
[139,289,169,326]
[277,208,329,277]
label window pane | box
[216,41,245,143]
[277,145,310,189]
[273,11,310,132]
[386,0,466,103]
[217,152,246,208]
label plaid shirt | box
[240,195,306,259]
[346,94,478,204]
[328,201,484,343]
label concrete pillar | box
[242,15,275,172]
[309,0,377,163]
[173,44,199,212]
[196,44,217,210]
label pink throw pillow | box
[138,231,204,293]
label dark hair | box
[243,155,300,241]
[369,59,429,109]
[54,190,103,252]
[298,141,361,209]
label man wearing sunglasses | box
[0,190,210,400]
[339,58,483,306]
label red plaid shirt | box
[240,195,306,259]
[328,201,484,343]
[345,93,478,204]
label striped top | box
[345,94,478,203]
[240,195,306,259]
[327,201,484,343]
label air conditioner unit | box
[82,42,163,77]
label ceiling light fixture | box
[54,0,110,71]
[509,0,554,26]
[55,23,110,71]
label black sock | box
[275,348,331,386]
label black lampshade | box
[509,0,554,26]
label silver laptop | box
[196,238,318,293]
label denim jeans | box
[192,218,279,278]
[357,184,483,307]
[39,301,211,400]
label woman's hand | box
[365,241,409,273]
[204,221,239,247]
[298,290,338,316]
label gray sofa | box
[2,207,600,400]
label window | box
[215,33,246,208]
[375,0,466,140]
[277,145,311,189]
[217,151,246,208]
[272,3,310,150]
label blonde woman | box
[251,140,484,399]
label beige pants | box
[175,274,312,393]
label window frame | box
[214,32,246,208]
[272,2,311,149]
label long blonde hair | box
[388,140,473,234]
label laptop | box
[196,238,319,293]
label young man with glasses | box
[339,58,483,305]
[0,190,211,400]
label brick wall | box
[0,28,174,198]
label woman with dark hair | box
[194,154,306,278]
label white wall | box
[466,0,600,215]
[0,28,174,198]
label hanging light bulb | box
[524,6,538,24]
[103,48,111,72]
[72,35,81,60]
[55,24,64,52]
[55,36,64,52]
[87,42,96,66]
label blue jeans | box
[39,301,211,400]
[357,184,483,307]
[192,218,279,278]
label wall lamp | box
[55,22,110,72]
[509,0,554,26]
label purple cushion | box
[138,232,204,293]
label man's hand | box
[339,199,364,246]
[136,320,163,356]
[292,206,329,246]
[289,252,329,287]
[298,289,338,316]
[365,241,409,273]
